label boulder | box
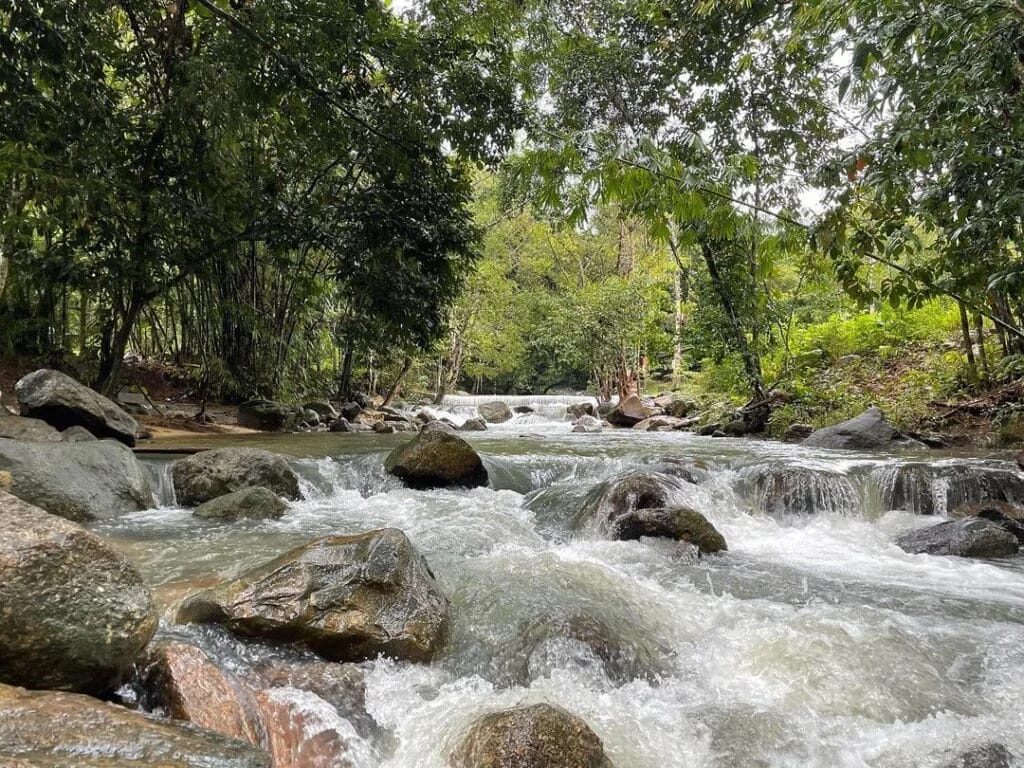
[572,424,602,434]
[605,394,651,427]
[339,402,363,421]
[460,418,487,432]
[329,417,368,433]
[739,463,859,516]
[697,423,721,436]
[116,391,153,416]
[177,528,450,662]
[0,438,153,522]
[513,405,534,414]
[0,491,157,694]
[802,407,924,450]
[15,369,138,446]
[194,487,288,521]
[609,507,727,553]
[422,420,457,434]
[384,430,488,489]
[578,470,686,532]
[172,448,301,506]
[301,409,320,426]
[942,743,1014,768]
[352,392,371,408]
[723,418,748,436]
[303,401,338,421]
[0,684,269,767]
[238,400,299,432]
[897,518,1019,558]
[373,422,397,434]
[949,500,1024,543]
[566,403,596,419]
[632,415,690,432]
[573,414,603,433]
[0,413,62,442]
[478,401,513,424]
[450,703,614,768]
[782,423,814,443]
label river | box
[94,400,1024,767]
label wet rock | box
[15,368,139,446]
[0,683,270,767]
[572,414,603,434]
[578,470,686,531]
[238,399,300,432]
[723,418,748,436]
[609,507,726,553]
[873,463,1024,516]
[0,413,62,442]
[374,422,397,434]
[697,423,721,436]
[802,407,924,450]
[248,659,375,738]
[942,743,1015,768]
[461,418,487,431]
[739,463,859,516]
[513,405,534,414]
[172,448,301,506]
[384,430,488,489]
[140,641,265,745]
[478,401,513,423]
[194,487,288,520]
[450,703,614,768]
[422,419,457,434]
[652,394,696,418]
[329,417,369,433]
[950,500,1024,543]
[304,401,338,421]
[0,438,153,522]
[605,394,651,427]
[566,402,596,419]
[1017,451,1024,472]
[0,491,157,694]
[61,424,98,441]
[632,415,690,432]
[339,402,363,421]
[253,687,365,768]
[782,423,814,443]
[896,518,1019,558]
[177,528,450,662]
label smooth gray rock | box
[0,492,157,695]
[237,400,300,432]
[897,518,1020,558]
[478,401,513,424]
[172,448,301,506]
[802,407,924,450]
[61,425,98,442]
[384,430,488,489]
[460,418,487,432]
[0,413,62,442]
[194,487,288,520]
[0,438,153,522]
[15,369,138,446]
[178,528,450,663]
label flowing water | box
[98,402,1024,767]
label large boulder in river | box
[896,518,1019,558]
[194,487,288,521]
[450,703,614,768]
[384,430,488,489]
[0,413,62,442]
[15,368,138,445]
[605,394,652,427]
[0,438,153,522]
[172,448,301,506]
[0,684,269,767]
[238,399,301,432]
[478,401,513,423]
[802,407,924,450]
[577,470,698,537]
[739,463,859,516]
[566,402,596,419]
[951,501,1024,543]
[0,491,157,695]
[609,506,727,553]
[177,528,450,662]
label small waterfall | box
[738,462,861,516]
[871,462,1024,515]
[440,394,599,421]
[148,461,177,507]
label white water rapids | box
[98,403,1024,767]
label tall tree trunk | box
[958,301,978,385]
[974,312,990,383]
[382,355,413,408]
[700,240,765,399]
[338,337,355,401]
[672,267,684,383]
[95,293,144,396]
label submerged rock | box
[478,401,513,424]
[566,402,596,419]
[238,399,300,432]
[172,448,301,506]
[0,491,157,695]
[950,500,1024,543]
[802,407,924,450]
[942,743,1015,768]
[15,368,139,446]
[872,463,1024,515]
[194,487,288,520]
[896,518,1019,558]
[0,438,153,522]
[384,430,488,489]
[461,418,488,432]
[0,683,269,767]
[609,506,727,553]
[605,394,651,427]
[451,703,614,768]
[0,413,62,442]
[177,528,450,662]
[579,470,687,530]
[739,463,859,516]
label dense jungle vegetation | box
[2,0,1024,440]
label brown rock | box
[451,703,614,768]
[384,430,488,489]
[1017,451,1024,472]
[605,395,651,427]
